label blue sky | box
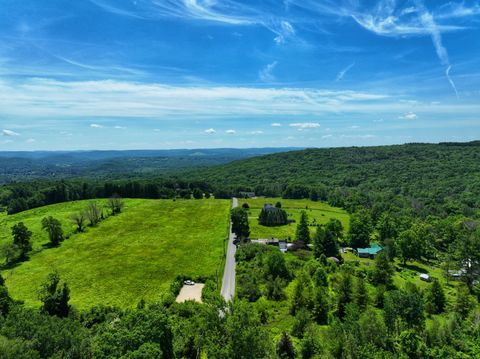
[0,0,479,150]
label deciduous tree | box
[38,272,70,318]
[41,216,64,246]
[11,222,32,260]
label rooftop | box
[357,243,383,255]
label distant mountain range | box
[0,148,302,183]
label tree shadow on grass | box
[404,263,429,273]
[0,255,30,271]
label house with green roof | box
[355,243,383,259]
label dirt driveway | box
[176,283,205,303]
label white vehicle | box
[184,280,195,286]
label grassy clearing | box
[3,199,230,308]
[0,199,113,257]
[241,197,350,240]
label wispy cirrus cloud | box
[0,77,399,119]
[89,0,299,44]
[259,61,278,82]
[344,0,475,97]
[336,62,355,81]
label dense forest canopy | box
[186,141,480,218]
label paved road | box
[221,197,238,301]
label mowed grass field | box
[241,197,349,240]
[2,199,230,308]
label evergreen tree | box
[312,287,329,325]
[336,274,353,320]
[313,267,328,287]
[355,276,368,310]
[276,332,296,359]
[325,218,344,242]
[41,216,64,246]
[455,285,472,318]
[425,279,446,314]
[371,251,394,287]
[313,226,339,258]
[292,308,311,338]
[258,206,288,226]
[11,222,32,260]
[296,211,310,244]
[300,325,322,359]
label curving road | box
[221,197,238,301]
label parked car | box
[184,280,195,286]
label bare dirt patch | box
[176,283,205,303]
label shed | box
[420,273,430,282]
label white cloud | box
[259,61,278,82]
[2,129,20,136]
[204,128,216,134]
[90,1,298,44]
[290,122,321,129]
[348,1,461,96]
[225,129,236,134]
[399,112,418,120]
[350,125,360,129]
[26,138,36,143]
[0,78,399,119]
[251,130,264,135]
[272,21,296,44]
[271,123,282,127]
[114,125,127,130]
[322,134,333,139]
[336,62,355,81]
[90,123,104,128]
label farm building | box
[355,243,383,259]
[239,191,256,198]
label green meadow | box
[2,199,230,308]
[241,197,350,240]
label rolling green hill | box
[2,198,230,308]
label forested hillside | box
[188,141,480,217]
